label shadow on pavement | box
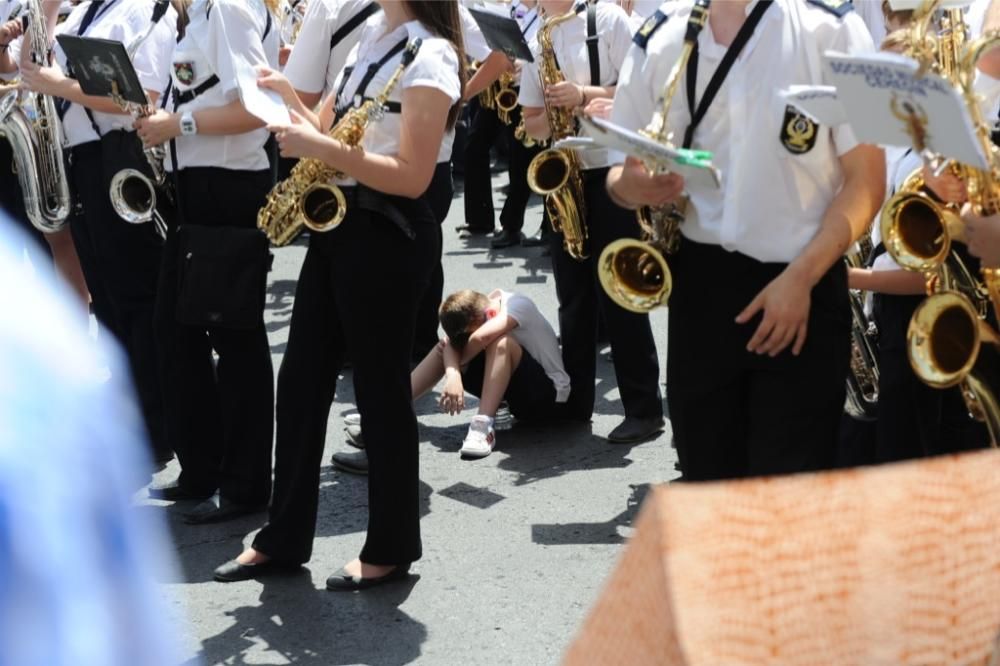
[530,483,651,547]
[193,572,427,665]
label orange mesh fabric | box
[564,450,1000,666]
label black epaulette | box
[633,9,669,51]
[805,0,854,18]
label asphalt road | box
[149,171,678,666]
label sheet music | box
[823,50,988,170]
[560,114,721,190]
[234,60,291,127]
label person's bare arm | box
[735,144,886,356]
[272,85,453,198]
[848,267,926,295]
[135,98,266,147]
[465,51,510,100]
[457,313,520,365]
[980,0,1000,78]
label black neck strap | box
[586,2,599,86]
[330,2,379,51]
[682,0,771,149]
[336,37,408,116]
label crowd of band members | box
[2,0,1000,589]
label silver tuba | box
[108,0,172,240]
[843,234,879,421]
[0,0,71,234]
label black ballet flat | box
[213,558,300,583]
[325,564,411,592]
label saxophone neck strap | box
[682,0,771,150]
[171,74,220,109]
[329,1,380,52]
[336,37,411,117]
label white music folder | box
[822,50,988,170]
[558,114,722,191]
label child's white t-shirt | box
[499,290,572,403]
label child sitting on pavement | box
[333,288,570,471]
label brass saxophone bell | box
[298,182,347,233]
[597,238,672,313]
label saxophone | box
[258,39,422,247]
[905,32,1000,448]
[108,0,173,240]
[0,0,71,234]
[597,0,710,313]
[525,7,587,260]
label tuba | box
[258,39,422,247]
[843,233,880,421]
[597,0,710,313]
[108,0,173,240]
[526,7,588,260]
[0,0,71,234]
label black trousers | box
[68,139,170,457]
[154,167,274,504]
[0,141,52,268]
[667,238,851,481]
[254,191,435,566]
[67,142,120,338]
[549,168,662,421]
[98,131,170,456]
[463,100,538,233]
[412,162,454,360]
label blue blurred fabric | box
[0,218,189,666]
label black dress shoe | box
[521,229,549,247]
[607,416,665,444]
[183,494,266,525]
[454,224,494,235]
[148,481,215,502]
[490,229,523,249]
[214,558,301,583]
[325,563,410,591]
[331,450,369,475]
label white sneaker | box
[493,402,513,431]
[344,412,361,426]
[460,415,496,459]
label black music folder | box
[468,8,534,63]
[55,34,147,106]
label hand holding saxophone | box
[963,208,1000,268]
[545,80,584,108]
[921,164,968,205]
[18,59,66,97]
[736,266,813,357]
[0,18,23,46]
[134,109,180,148]
[268,109,327,160]
[608,157,685,210]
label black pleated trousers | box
[667,238,851,481]
[154,167,274,504]
[66,142,120,339]
[253,191,435,566]
[548,167,663,421]
[463,99,537,233]
[412,162,454,361]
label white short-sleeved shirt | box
[611,0,874,263]
[498,289,571,402]
[167,0,280,171]
[510,0,541,86]
[853,0,885,46]
[41,1,177,148]
[519,1,634,169]
[284,0,377,98]
[331,17,460,185]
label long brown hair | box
[404,0,467,130]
